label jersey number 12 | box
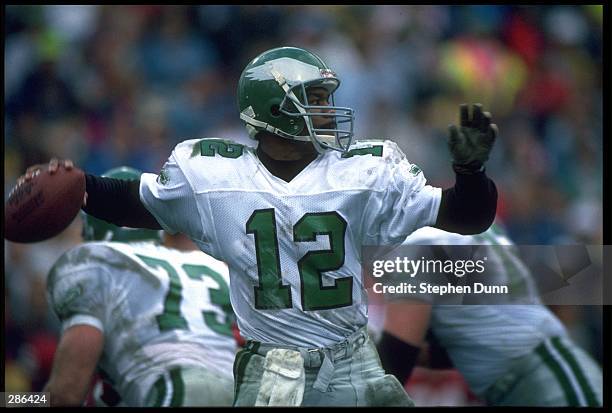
[246,209,352,311]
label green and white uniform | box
[47,241,236,406]
[400,225,603,406]
[140,138,441,405]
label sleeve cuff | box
[62,315,104,333]
[139,173,178,234]
[426,186,442,227]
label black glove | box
[448,103,498,174]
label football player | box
[25,46,498,406]
[376,224,603,406]
[43,167,237,407]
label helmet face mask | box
[279,80,354,153]
[238,47,354,154]
[82,167,162,243]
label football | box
[5,166,86,243]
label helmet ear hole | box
[270,104,281,117]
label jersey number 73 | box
[136,254,233,337]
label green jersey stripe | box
[551,337,600,406]
[535,342,580,405]
[169,367,185,406]
[152,374,167,407]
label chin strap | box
[239,111,311,142]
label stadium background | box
[3,5,604,405]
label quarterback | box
[24,47,498,406]
[43,167,237,406]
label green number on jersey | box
[341,145,383,158]
[183,264,234,337]
[246,210,352,311]
[198,139,244,158]
[294,213,351,310]
[246,209,292,309]
[137,255,188,331]
[137,254,233,334]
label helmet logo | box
[246,57,322,84]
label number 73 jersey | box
[140,138,441,348]
[47,241,236,402]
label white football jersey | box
[47,241,237,406]
[140,138,441,347]
[402,225,567,396]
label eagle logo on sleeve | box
[157,164,170,185]
[54,284,84,320]
[409,165,422,176]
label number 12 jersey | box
[140,138,441,348]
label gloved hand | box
[447,103,498,174]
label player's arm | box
[377,300,432,384]
[82,172,161,229]
[422,333,455,370]
[434,104,498,235]
[43,325,103,406]
[45,259,113,406]
[20,159,161,230]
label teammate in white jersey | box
[24,46,499,406]
[43,167,237,407]
[375,224,603,406]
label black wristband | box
[377,332,421,384]
[452,160,484,175]
[426,330,454,369]
[435,169,497,234]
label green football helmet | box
[237,46,354,153]
[82,166,162,243]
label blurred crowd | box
[4,5,604,400]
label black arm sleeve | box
[377,332,421,384]
[434,168,497,235]
[82,174,162,230]
[426,330,455,369]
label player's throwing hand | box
[447,103,498,173]
[18,158,74,185]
